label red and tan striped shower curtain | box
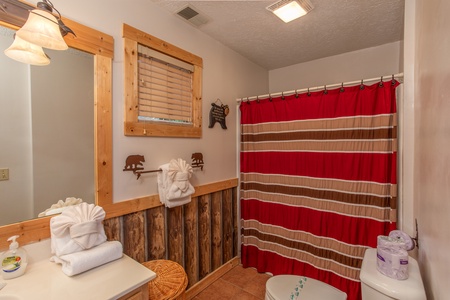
[240,81,399,300]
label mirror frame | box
[0,2,113,250]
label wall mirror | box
[0,0,113,249]
[0,27,95,225]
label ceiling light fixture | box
[3,0,75,65]
[267,0,314,23]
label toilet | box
[265,274,347,300]
[360,248,427,299]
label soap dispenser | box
[1,235,28,279]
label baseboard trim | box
[185,256,240,299]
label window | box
[123,24,203,137]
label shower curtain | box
[240,81,399,300]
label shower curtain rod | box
[236,72,404,103]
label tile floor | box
[193,265,271,300]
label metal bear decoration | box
[123,154,145,171]
[191,152,204,170]
[208,102,229,129]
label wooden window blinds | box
[137,44,194,124]
[123,23,203,138]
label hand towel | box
[50,202,107,257]
[165,195,192,208]
[157,163,170,207]
[157,159,195,207]
[50,241,123,276]
[167,158,195,200]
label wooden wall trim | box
[104,178,238,219]
[123,23,203,67]
[193,178,238,198]
[0,216,51,250]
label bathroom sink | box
[0,295,21,300]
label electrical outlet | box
[0,168,9,181]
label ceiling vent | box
[176,5,209,27]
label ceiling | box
[151,0,405,70]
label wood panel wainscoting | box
[0,178,239,299]
[103,178,240,299]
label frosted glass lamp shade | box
[16,9,68,50]
[4,35,50,66]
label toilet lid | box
[266,275,347,300]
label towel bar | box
[123,153,205,179]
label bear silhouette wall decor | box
[208,99,229,129]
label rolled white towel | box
[50,241,123,276]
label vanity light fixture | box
[16,0,74,50]
[4,0,74,65]
[4,34,50,65]
[266,0,314,23]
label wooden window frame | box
[123,23,203,138]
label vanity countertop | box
[0,240,155,300]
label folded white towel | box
[42,207,66,217]
[38,197,83,217]
[50,241,123,276]
[157,159,195,207]
[50,203,107,257]
[167,158,194,199]
[157,163,169,206]
[165,195,192,208]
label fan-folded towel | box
[50,202,107,257]
[38,197,83,217]
[50,241,123,276]
[157,158,195,208]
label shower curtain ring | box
[307,88,311,97]
[360,79,364,90]
[391,74,396,86]
[281,92,285,100]
[295,90,299,98]
[323,85,328,95]
[246,97,250,104]
[379,76,384,87]
[340,83,345,92]
[269,94,272,102]
[256,96,260,103]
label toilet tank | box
[360,248,426,300]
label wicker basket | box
[142,260,188,300]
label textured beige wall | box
[268,41,402,93]
[22,0,269,202]
[414,0,450,299]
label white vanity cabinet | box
[117,284,148,300]
[0,239,155,300]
